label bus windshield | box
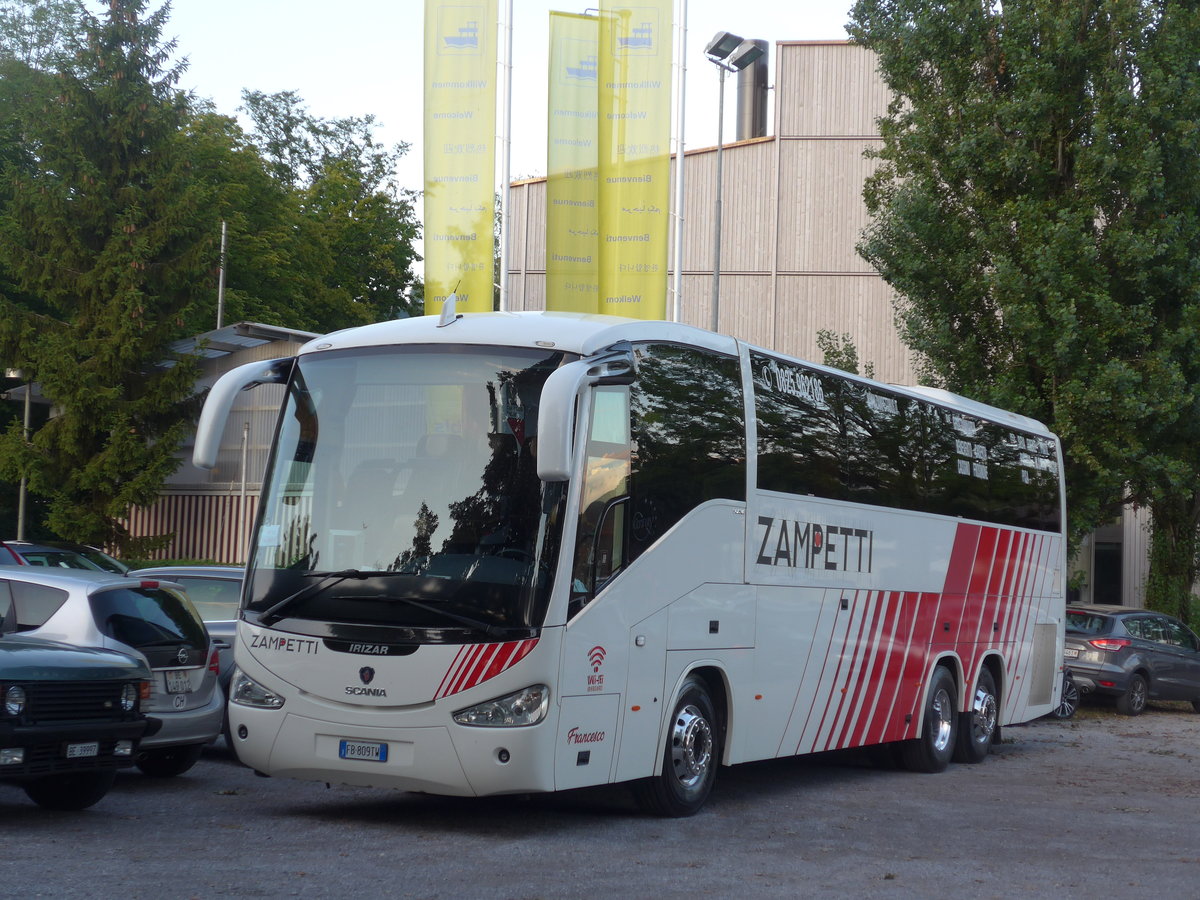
[244,345,571,641]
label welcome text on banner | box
[596,1,672,320]
[546,12,600,314]
[424,0,498,315]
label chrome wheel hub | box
[931,688,954,753]
[669,704,713,788]
[970,686,998,743]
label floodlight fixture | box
[704,30,743,61]
[727,39,765,71]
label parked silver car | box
[0,568,223,776]
[128,565,241,699]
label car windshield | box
[1066,610,1111,635]
[166,576,241,622]
[18,549,104,571]
[69,547,129,574]
[244,345,571,641]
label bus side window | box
[569,386,631,617]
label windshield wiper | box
[257,569,408,626]
[363,595,514,638]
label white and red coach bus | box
[194,311,1065,816]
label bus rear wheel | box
[900,665,958,773]
[633,676,720,817]
[953,668,998,764]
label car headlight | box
[453,684,549,727]
[229,668,285,709]
[4,685,25,717]
[120,682,138,712]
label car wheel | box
[1115,673,1148,716]
[136,743,205,777]
[900,666,958,773]
[953,668,998,763]
[1052,670,1079,720]
[23,769,117,810]
[633,675,720,817]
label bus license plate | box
[66,742,99,759]
[339,739,388,763]
[165,670,192,693]
[1064,648,1079,659]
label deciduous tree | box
[849,0,1200,619]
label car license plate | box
[339,739,388,763]
[66,742,99,759]
[1064,648,1079,659]
[165,670,192,693]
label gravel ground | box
[3,700,1199,899]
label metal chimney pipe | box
[735,40,769,141]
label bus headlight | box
[453,684,549,727]
[229,669,285,710]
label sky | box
[164,1,855,195]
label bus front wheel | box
[633,676,720,817]
[900,666,958,773]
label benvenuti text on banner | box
[596,1,672,320]
[424,0,497,314]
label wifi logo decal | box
[588,646,606,672]
[586,646,606,692]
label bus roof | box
[300,311,1053,438]
[301,311,739,359]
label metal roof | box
[169,321,320,361]
[4,322,320,404]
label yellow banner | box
[596,1,672,320]
[545,12,600,314]
[424,0,497,314]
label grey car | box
[2,581,152,809]
[0,568,223,775]
[0,539,129,574]
[1065,604,1200,715]
[129,566,243,736]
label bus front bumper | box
[229,706,557,797]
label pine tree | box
[0,0,213,553]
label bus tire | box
[633,676,720,817]
[900,665,957,773]
[953,667,998,764]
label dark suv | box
[1065,604,1200,715]
[1,583,152,809]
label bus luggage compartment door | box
[554,693,620,791]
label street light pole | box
[17,376,30,541]
[711,64,726,333]
[704,32,765,335]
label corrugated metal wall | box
[123,492,258,564]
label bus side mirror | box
[193,357,293,470]
[536,348,636,483]
[536,360,592,483]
